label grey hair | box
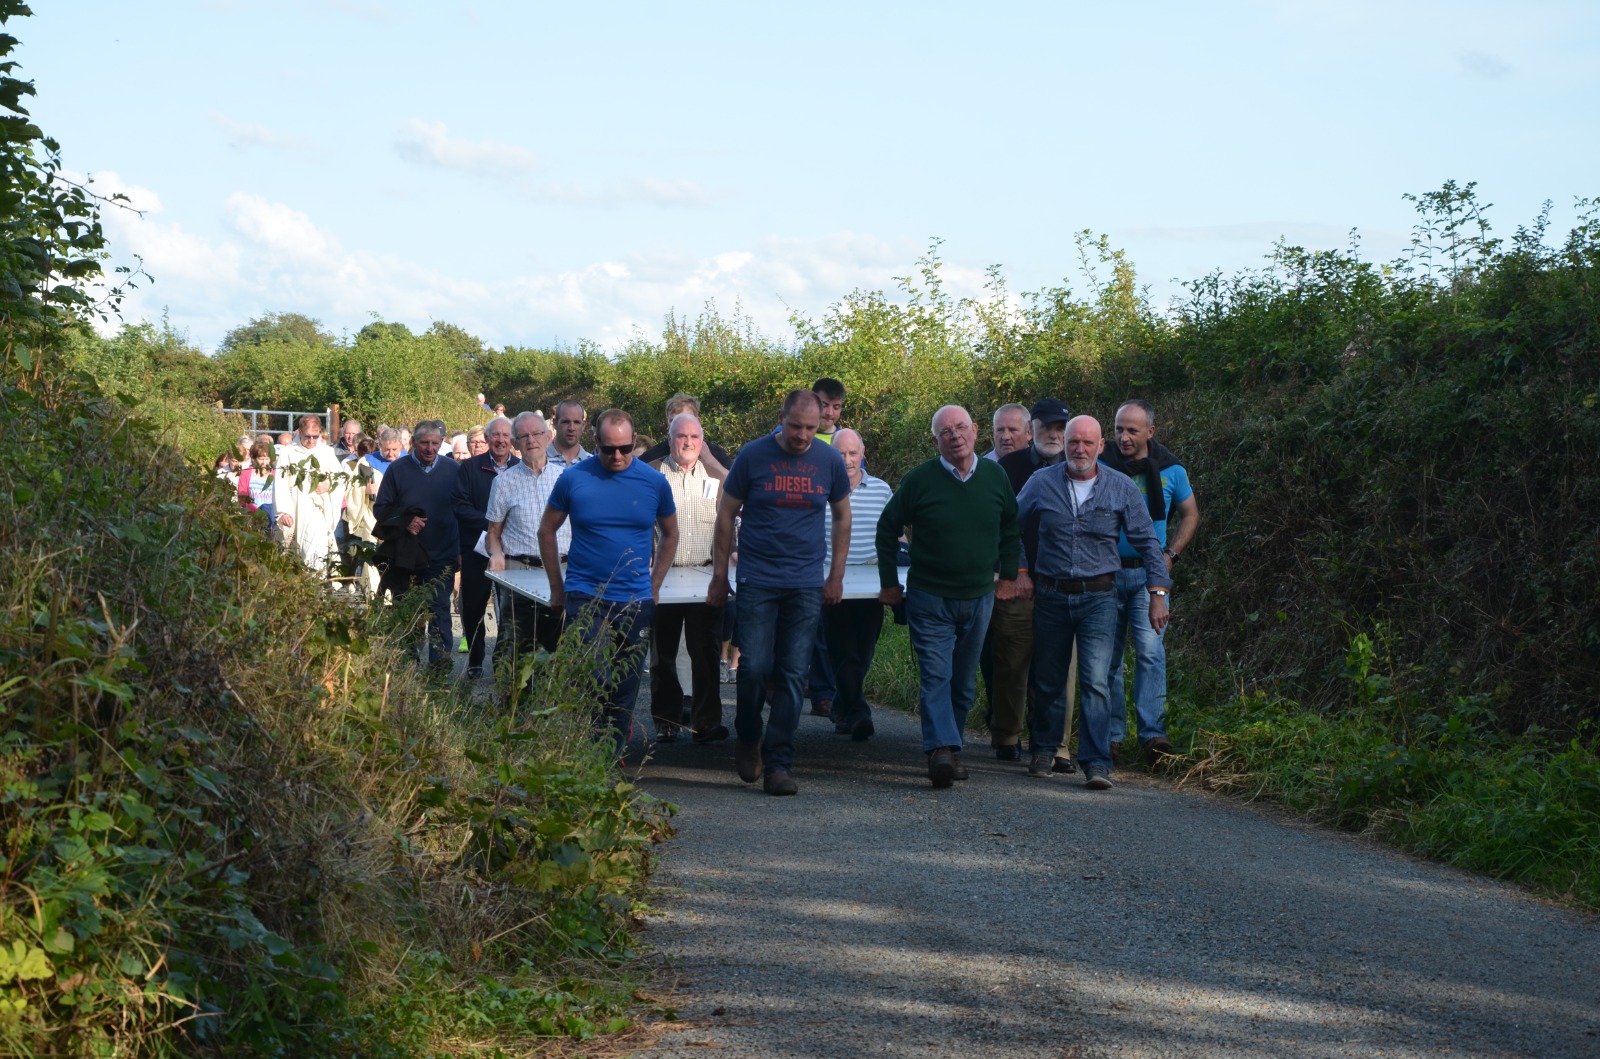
[992,402,1028,428]
[512,410,547,437]
[486,415,513,435]
[412,418,447,441]
[668,411,702,436]
[376,427,401,445]
[930,404,970,436]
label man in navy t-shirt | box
[708,389,850,796]
[539,408,678,750]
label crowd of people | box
[219,378,1198,797]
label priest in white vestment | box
[273,414,348,574]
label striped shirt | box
[657,457,719,565]
[485,459,569,558]
[826,472,893,565]
[548,446,590,469]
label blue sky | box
[20,1,1599,352]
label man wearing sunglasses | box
[538,409,678,751]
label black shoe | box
[928,748,956,788]
[1084,765,1114,790]
[1052,756,1078,774]
[693,724,730,745]
[810,699,833,717]
[764,768,798,796]
[656,725,680,744]
[833,721,855,735]
[1028,751,1055,777]
[735,740,763,783]
[850,717,875,742]
[994,743,1023,762]
[463,666,484,681]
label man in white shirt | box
[486,411,570,671]
[821,429,894,740]
[273,414,347,575]
[648,412,728,743]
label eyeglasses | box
[516,430,547,440]
[599,444,632,456]
[935,426,973,440]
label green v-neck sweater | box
[875,457,1020,599]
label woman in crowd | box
[238,438,276,533]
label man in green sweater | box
[877,405,1023,787]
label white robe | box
[272,443,349,572]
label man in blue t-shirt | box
[708,389,851,796]
[538,408,678,750]
[1100,399,1199,764]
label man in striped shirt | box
[486,411,570,670]
[822,429,893,740]
[648,412,729,744]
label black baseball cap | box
[1029,398,1071,425]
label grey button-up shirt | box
[1016,464,1172,590]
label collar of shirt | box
[939,455,978,482]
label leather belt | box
[506,554,565,566]
[1035,573,1115,594]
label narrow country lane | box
[624,692,1600,1058]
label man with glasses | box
[538,410,678,749]
[487,411,571,672]
[334,418,364,460]
[374,419,461,670]
[709,390,851,796]
[453,416,519,680]
[878,405,1021,788]
[549,400,591,468]
[273,413,348,575]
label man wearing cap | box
[1099,398,1199,764]
[987,397,1074,766]
[1019,415,1171,790]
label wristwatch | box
[1163,548,1178,562]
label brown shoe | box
[1142,737,1173,767]
[1110,740,1123,759]
[952,750,969,781]
[735,740,763,784]
[810,698,833,717]
[928,747,956,788]
[763,768,798,796]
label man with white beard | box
[273,414,348,575]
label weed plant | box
[0,365,672,1055]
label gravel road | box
[622,690,1600,1059]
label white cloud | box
[1459,51,1512,80]
[394,119,718,208]
[394,118,542,180]
[209,112,312,152]
[91,183,968,353]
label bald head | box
[1064,415,1104,481]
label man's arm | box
[536,506,569,609]
[698,445,728,480]
[875,481,906,605]
[707,489,743,607]
[651,513,679,602]
[1164,494,1199,572]
[824,496,850,605]
[487,521,507,572]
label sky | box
[18,1,1600,353]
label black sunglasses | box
[599,444,632,456]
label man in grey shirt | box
[1016,415,1172,789]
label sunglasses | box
[599,444,632,456]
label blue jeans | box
[807,634,837,705]
[565,593,654,751]
[1028,584,1119,772]
[904,588,994,753]
[733,583,822,771]
[1108,567,1168,745]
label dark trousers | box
[378,560,454,663]
[499,558,564,677]
[823,599,885,729]
[459,549,493,669]
[650,602,724,735]
[566,594,653,750]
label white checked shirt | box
[657,457,719,565]
[485,459,569,558]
